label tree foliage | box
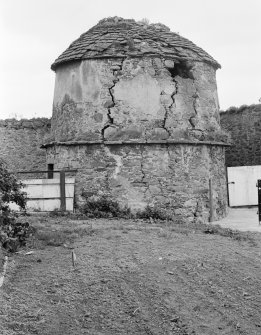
[0,160,26,211]
[0,159,30,252]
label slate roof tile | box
[51,17,220,71]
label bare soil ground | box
[1,216,261,335]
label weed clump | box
[203,224,254,242]
[80,195,132,219]
[136,205,172,221]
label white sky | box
[0,0,260,119]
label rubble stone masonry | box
[45,55,229,222]
[46,143,227,222]
[0,118,51,171]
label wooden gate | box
[9,170,76,212]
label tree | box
[0,159,29,251]
[0,159,26,212]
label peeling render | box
[50,57,227,144]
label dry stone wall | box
[46,143,227,222]
[220,104,261,166]
[0,118,51,172]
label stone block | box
[164,59,175,68]
[149,128,169,140]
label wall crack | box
[163,68,179,136]
[139,146,150,194]
[189,81,199,129]
[102,58,125,140]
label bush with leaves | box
[80,194,132,218]
[0,159,30,252]
[136,205,172,221]
[80,192,173,221]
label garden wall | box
[0,118,51,172]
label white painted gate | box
[227,166,261,206]
[10,177,75,212]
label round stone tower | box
[44,17,230,222]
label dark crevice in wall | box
[102,59,124,140]
[162,109,171,136]
[139,147,150,196]
[101,124,111,139]
[193,200,200,223]
[166,143,175,173]
[163,65,180,136]
[189,92,199,129]
[140,146,146,183]
[168,61,199,130]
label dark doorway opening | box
[47,164,54,179]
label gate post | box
[60,171,66,211]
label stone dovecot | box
[43,16,230,222]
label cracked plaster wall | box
[51,57,221,142]
[49,57,228,221]
[46,143,227,222]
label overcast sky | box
[0,0,260,119]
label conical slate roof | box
[51,17,220,71]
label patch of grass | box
[157,228,173,238]
[34,230,69,246]
[201,224,255,242]
[167,221,256,244]
[32,224,96,247]
[49,208,71,217]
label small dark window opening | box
[168,61,194,80]
[48,164,54,179]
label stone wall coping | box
[220,104,261,115]
[0,118,51,130]
[41,139,231,148]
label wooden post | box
[225,167,230,207]
[60,171,66,211]
[209,178,214,222]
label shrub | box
[0,159,30,252]
[80,193,172,221]
[136,205,172,221]
[80,195,132,218]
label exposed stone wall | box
[220,104,261,166]
[0,118,51,171]
[50,58,228,145]
[46,143,227,222]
